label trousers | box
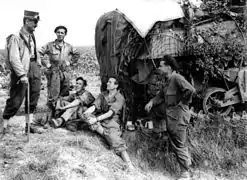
[3,61,41,119]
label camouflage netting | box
[95,9,187,123]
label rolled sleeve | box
[78,91,95,106]
[93,94,105,111]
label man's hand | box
[65,61,70,66]
[57,106,65,110]
[145,101,153,113]
[87,116,98,125]
[20,76,28,84]
[82,113,98,125]
[46,63,51,69]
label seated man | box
[82,77,134,170]
[50,77,95,131]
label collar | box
[106,90,119,103]
[20,27,32,39]
[76,89,85,96]
[54,39,65,45]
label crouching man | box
[82,77,134,170]
[50,77,95,131]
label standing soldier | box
[145,55,195,180]
[0,10,43,137]
[82,77,134,170]
[39,26,80,125]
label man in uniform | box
[39,25,80,125]
[82,77,134,170]
[51,77,95,131]
[1,10,43,137]
[145,55,195,180]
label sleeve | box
[109,95,125,115]
[8,35,26,77]
[93,94,105,111]
[78,91,95,106]
[175,74,195,105]
[152,84,165,106]
[69,46,80,64]
[36,51,42,66]
[38,43,50,67]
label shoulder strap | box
[19,33,31,52]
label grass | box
[0,47,247,180]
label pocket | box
[167,106,190,125]
[165,91,177,106]
[33,63,41,80]
[29,62,41,80]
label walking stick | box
[26,82,30,143]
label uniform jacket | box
[153,72,195,125]
[93,91,125,126]
[39,40,80,68]
[5,27,41,77]
[62,89,95,107]
[153,72,195,107]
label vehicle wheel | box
[203,87,232,117]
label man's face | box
[26,19,38,33]
[75,79,85,92]
[56,29,66,41]
[158,61,170,76]
[107,78,118,90]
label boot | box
[177,170,190,180]
[0,119,10,138]
[25,123,44,134]
[177,165,191,180]
[120,150,134,170]
[51,117,64,128]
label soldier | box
[50,77,95,131]
[0,10,43,137]
[39,25,80,125]
[82,77,134,170]
[145,55,195,180]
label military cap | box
[24,10,40,21]
[54,25,68,34]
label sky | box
[0,0,184,49]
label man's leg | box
[60,71,70,97]
[1,72,27,136]
[51,106,78,128]
[102,123,134,170]
[167,117,191,179]
[24,61,43,133]
[46,68,61,124]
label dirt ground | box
[0,75,244,180]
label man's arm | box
[38,43,51,68]
[96,110,114,122]
[175,74,195,105]
[79,91,95,106]
[8,35,26,77]
[69,46,80,65]
[59,99,80,110]
[83,105,96,114]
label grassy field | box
[0,47,247,180]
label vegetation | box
[184,0,247,84]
